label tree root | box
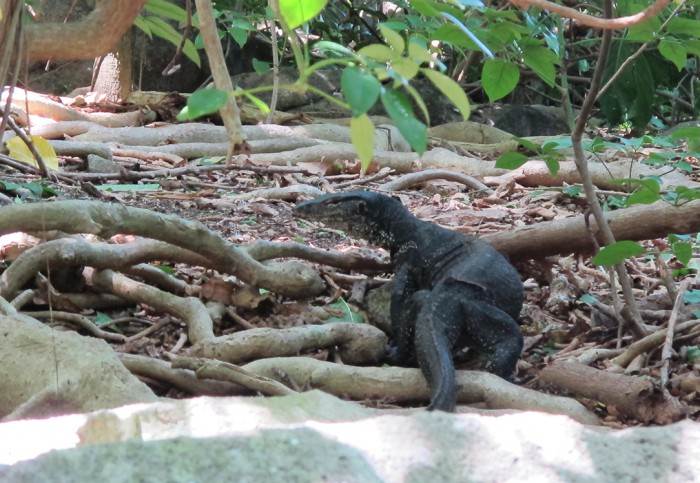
[243,357,600,425]
[186,323,388,366]
[0,200,324,298]
[538,361,686,424]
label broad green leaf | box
[177,88,229,120]
[612,177,661,206]
[579,294,597,305]
[482,58,519,102]
[325,298,364,323]
[380,25,405,52]
[408,41,435,64]
[544,156,560,176]
[495,151,528,170]
[228,27,248,48]
[6,135,60,170]
[421,68,470,120]
[409,0,440,17]
[522,45,558,86]
[658,39,687,71]
[513,137,539,152]
[252,58,270,74]
[381,89,427,154]
[351,114,375,170]
[672,241,693,266]
[592,241,646,266]
[667,17,700,37]
[278,0,327,29]
[341,67,381,116]
[358,43,397,62]
[392,57,420,80]
[432,24,481,50]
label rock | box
[0,391,698,482]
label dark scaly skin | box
[293,191,524,411]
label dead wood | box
[243,357,600,425]
[538,361,686,424]
[484,199,700,260]
[186,323,388,366]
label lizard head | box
[293,191,405,247]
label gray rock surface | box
[0,391,698,482]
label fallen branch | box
[538,361,686,424]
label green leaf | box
[685,290,700,305]
[380,25,405,52]
[658,39,687,71]
[482,58,519,102]
[178,88,229,120]
[592,241,646,266]
[513,137,539,153]
[544,156,560,176]
[579,294,597,305]
[421,68,470,120]
[667,17,700,37]
[252,58,270,74]
[240,90,270,113]
[495,151,528,170]
[144,0,188,23]
[611,177,661,206]
[313,40,355,57]
[408,40,436,65]
[341,67,381,116]
[410,0,440,16]
[278,0,327,29]
[686,346,700,363]
[521,45,558,86]
[381,88,427,154]
[672,241,693,267]
[357,43,397,62]
[351,114,375,171]
[139,16,201,67]
[670,126,700,152]
[392,57,420,81]
[325,298,364,323]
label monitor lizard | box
[294,191,524,411]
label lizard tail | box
[415,321,456,412]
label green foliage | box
[136,0,201,67]
[0,180,57,200]
[324,298,364,323]
[178,88,230,120]
[686,346,700,363]
[592,241,647,267]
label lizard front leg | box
[385,262,422,365]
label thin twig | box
[660,279,692,386]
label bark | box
[484,199,700,261]
[25,0,147,61]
